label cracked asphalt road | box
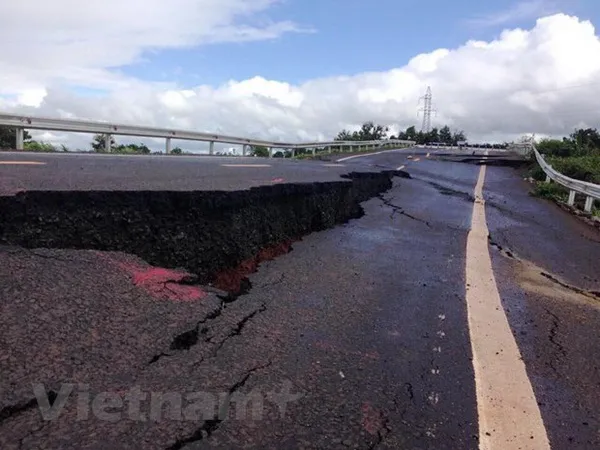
[1,150,599,449]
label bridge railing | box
[532,143,600,213]
[0,113,415,156]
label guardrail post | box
[165,137,172,154]
[584,196,594,213]
[105,134,112,152]
[15,127,24,150]
[209,141,214,156]
[568,190,576,206]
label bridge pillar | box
[545,174,551,183]
[568,190,576,206]
[165,137,172,154]
[584,196,594,213]
[268,147,273,158]
[105,134,112,152]
[15,127,24,150]
[209,141,214,156]
[242,144,247,156]
[312,148,316,156]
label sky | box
[1,0,600,151]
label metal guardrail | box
[532,144,600,213]
[0,112,415,156]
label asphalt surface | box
[0,151,360,194]
[1,149,599,449]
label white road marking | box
[322,163,345,167]
[466,165,549,449]
[0,161,46,165]
[336,148,406,162]
[221,164,271,168]
[396,165,405,170]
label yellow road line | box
[466,165,549,449]
[221,164,271,168]
[0,161,46,165]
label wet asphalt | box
[1,149,599,449]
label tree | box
[0,127,32,149]
[357,122,389,141]
[570,128,600,156]
[335,122,389,141]
[405,126,417,141]
[249,145,269,157]
[92,134,116,152]
[439,126,452,144]
[171,147,183,155]
[335,130,354,141]
[452,130,466,145]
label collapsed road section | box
[0,170,408,289]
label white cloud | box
[2,11,600,149]
[0,0,308,95]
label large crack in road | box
[0,168,411,449]
[0,171,405,287]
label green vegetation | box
[248,145,270,157]
[0,127,32,149]
[171,147,183,155]
[335,122,468,146]
[91,134,150,154]
[531,181,569,202]
[23,141,67,152]
[533,128,600,184]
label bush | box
[547,155,600,184]
[23,141,58,152]
[249,146,269,157]
[536,138,575,157]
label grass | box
[530,181,569,202]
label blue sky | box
[3,0,600,146]
[122,0,597,87]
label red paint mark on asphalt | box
[213,239,296,293]
[95,252,207,302]
[361,403,383,436]
[120,263,207,302]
